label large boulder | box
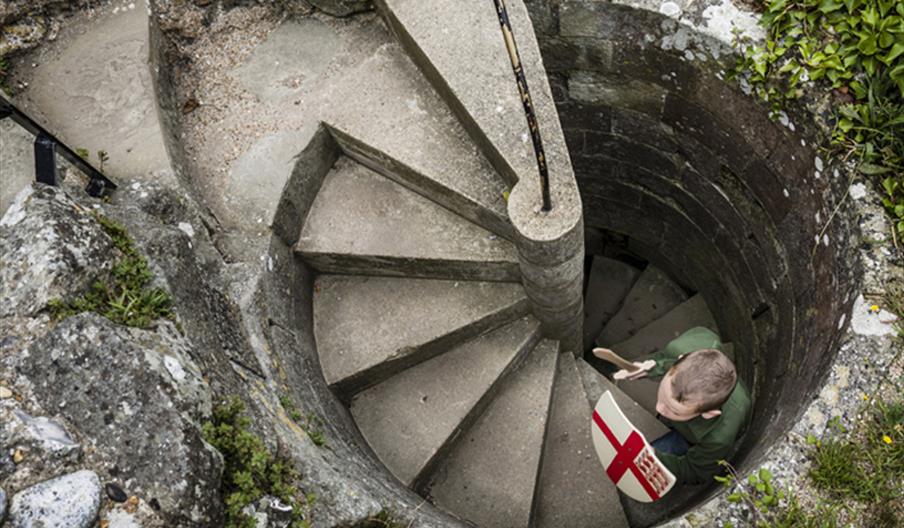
[0,184,115,318]
[7,470,101,528]
[14,314,222,526]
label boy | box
[594,326,751,485]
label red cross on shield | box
[590,391,676,502]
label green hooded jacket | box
[640,326,751,485]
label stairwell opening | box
[528,0,861,522]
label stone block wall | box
[526,0,862,484]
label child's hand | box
[613,360,656,380]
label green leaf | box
[819,0,844,13]
[860,163,892,175]
[883,177,898,196]
[727,493,743,503]
[863,55,878,74]
[759,468,773,482]
[858,35,879,55]
[862,5,880,27]
[882,43,904,64]
[838,118,854,132]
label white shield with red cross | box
[590,391,676,502]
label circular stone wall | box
[527,0,863,516]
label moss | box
[354,509,406,528]
[203,397,313,528]
[279,395,328,448]
[47,212,173,328]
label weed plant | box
[808,400,904,526]
[203,397,313,528]
[732,0,904,237]
[278,395,328,448]
[48,213,173,328]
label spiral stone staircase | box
[2,0,767,526]
[299,165,724,526]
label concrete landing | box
[321,45,512,240]
[12,5,174,186]
[313,275,530,396]
[596,266,688,346]
[610,294,718,361]
[576,358,668,441]
[428,339,559,528]
[297,156,520,282]
[583,256,640,351]
[350,316,541,487]
[535,353,628,528]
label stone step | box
[426,339,559,528]
[609,295,718,361]
[320,44,512,240]
[576,358,668,441]
[350,316,542,488]
[297,157,520,282]
[614,377,661,418]
[583,256,641,351]
[313,275,530,397]
[376,0,568,188]
[534,353,629,528]
[596,266,688,346]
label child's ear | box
[701,409,722,419]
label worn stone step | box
[609,295,718,361]
[313,275,530,397]
[297,157,520,282]
[376,0,569,189]
[583,256,641,351]
[426,339,559,528]
[320,44,512,240]
[535,353,629,528]
[350,316,542,488]
[596,266,688,346]
[576,358,668,441]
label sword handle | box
[593,348,640,372]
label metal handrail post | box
[0,94,116,197]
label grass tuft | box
[47,213,173,328]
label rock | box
[105,510,142,528]
[0,184,115,318]
[7,470,101,528]
[0,386,12,398]
[15,314,223,525]
[308,0,373,16]
[0,452,15,479]
[105,483,128,503]
[0,409,81,462]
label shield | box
[590,391,676,502]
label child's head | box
[655,349,737,422]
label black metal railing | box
[1,94,116,197]
[493,0,552,212]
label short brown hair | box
[669,349,737,413]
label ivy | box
[732,0,904,237]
